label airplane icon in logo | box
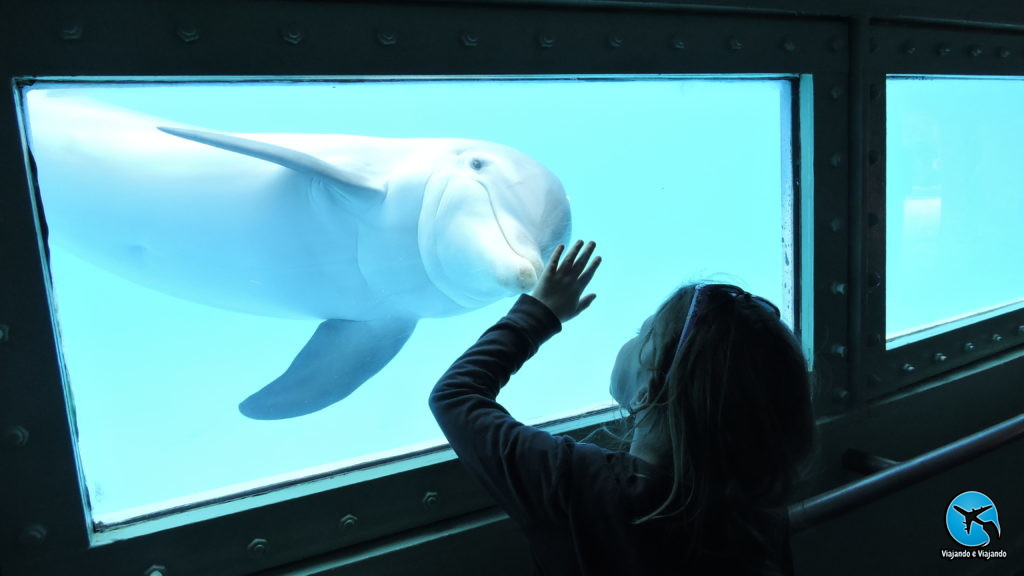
[954,505,1001,544]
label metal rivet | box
[461,32,479,48]
[830,344,848,359]
[829,36,846,52]
[608,34,623,49]
[377,31,397,46]
[422,491,440,510]
[1017,325,1024,336]
[868,150,881,165]
[670,35,687,50]
[867,333,883,347]
[901,363,916,373]
[728,37,743,51]
[247,538,269,559]
[933,353,948,363]
[830,86,843,100]
[968,45,984,57]
[0,324,8,342]
[991,333,1003,343]
[19,524,47,549]
[3,425,29,448]
[144,565,167,576]
[869,84,881,101]
[538,33,555,49]
[936,44,952,56]
[339,514,358,531]
[963,342,975,353]
[867,374,882,388]
[59,22,83,41]
[176,25,200,43]
[833,388,850,402]
[868,272,881,288]
[830,282,847,296]
[867,212,880,227]
[281,24,304,45]
[902,42,917,55]
[830,153,843,167]
[781,37,797,52]
[829,217,842,233]
[998,47,1012,59]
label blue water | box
[24,78,791,523]
[886,77,1024,341]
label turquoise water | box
[23,78,791,524]
[886,77,1024,342]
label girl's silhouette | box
[431,240,816,575]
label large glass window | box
[886,76,1024,347]
[21,77,795,528]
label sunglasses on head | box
[673,283,781,360]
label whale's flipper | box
[157,125,386,212]
[240,317,417,420]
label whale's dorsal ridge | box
[158,125,387,211]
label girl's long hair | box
[630,283,816,557]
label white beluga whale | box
[24,89,571,419]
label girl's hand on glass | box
[530,240,601,323]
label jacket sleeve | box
[428,294,575,528]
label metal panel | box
[0,1,841,575]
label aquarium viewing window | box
[885,76,1024,349]
[19,76,796,531]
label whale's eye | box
[470,158,484,170]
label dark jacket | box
[429,295,794,575]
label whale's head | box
[419,142,571,309]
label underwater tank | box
[21,77,794,526]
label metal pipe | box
[789,413,1024,532]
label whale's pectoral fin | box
[239,317,417,420]
[157,126,387,212]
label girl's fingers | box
[559,240,585,273]
[579,255,601,286]
[572,241,597,274]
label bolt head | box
[144,565,167,576]
[18,524,47,549]
[176,25,200,43]
[901,363,916,373]
[1017,325,1024,336]
[933,353,947,363]
[998,47,1012,58]
[3,425,29,448]
[339,514,358,531]
[608,34,624,49]
[0,324,9,342]
[936,44,952,56]
[830,344,848,358]
[833,388,850,402]
[830,282,847,296]
[902,43,917,55]
[670,35,687,50]
[991,333,1003,343]
[461,32,479,47]
[59,22,83,40]
[247,538,269,559]
[281,25,304,45]
[538,33,555,49]
[781,37,797,52]
[377,31,397,46]
[963,342,975,352]
[830,152,842,167]
[968,45,983,57]
[830,86,843,100]
[868,272,882,288]
[728,37,743,51]
[422,491,440,510]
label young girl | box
[430,240,816,575]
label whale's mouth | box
[481,180,543,284]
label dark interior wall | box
[1,1,1022,575]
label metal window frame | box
[0,2,850,575]
[860,21,1024,400]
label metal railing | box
[789,413,1024,532]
